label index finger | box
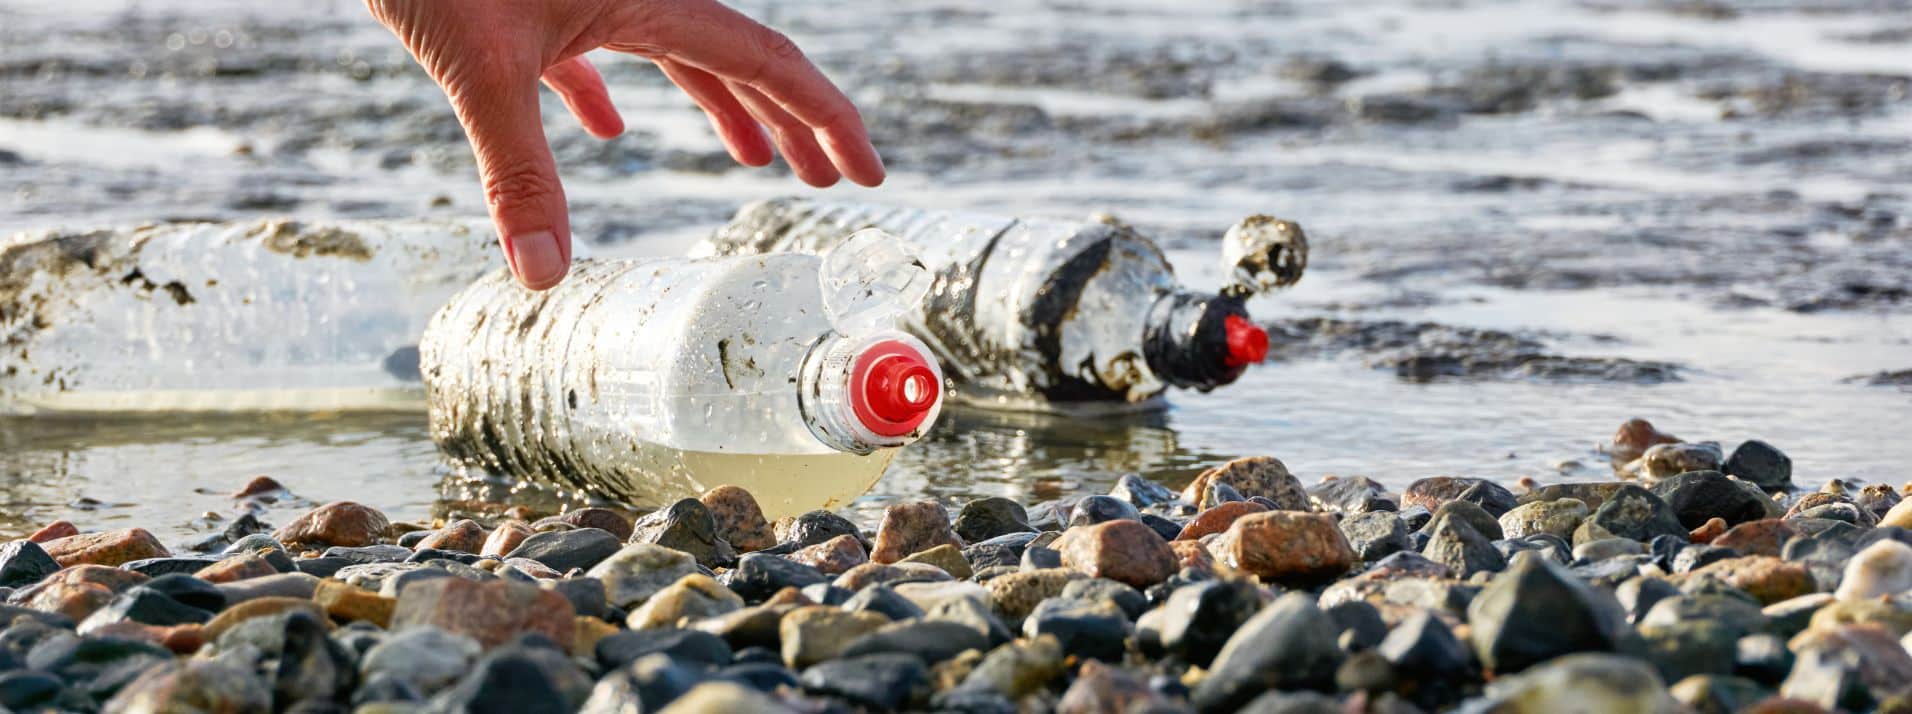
[611,0,884,185]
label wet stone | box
[503,527,621,574]
[1421,515,1506,579]
[786,533,868,575]
[1714,519,1798,558]
[776,510,863,549]
[77,586,212,633]
[1023,597,1129,662]
[434,646,591,714]
[1109,473,1180,510]
[1377,610,1473,709]
[1176,501,1269,541]
[1309,476,1392,515]
[780,605,890,668]
[1182,456,1310,510]
[899,543,974,580]
[0,540,60,588]
[1519,482,1627,511]
[1611,418,1682,465]
[41,528,169,567]
[985,569,1083,624]
[274,611,357,705]
[1733,633,1795,685]
[1191,592,1344,712]
[626,574,744,630]
[1498,498,1588,541]
[1638,442,1726,481]
[799,652,928,711]
[27,521,79,544]
[1194,482,1246,511]
[961,532,1034,570]
[1668,674,1773,714]
[698,486,774,553]
[833,561,953,590]
[1156,578,1261,667]
[630,499,738,569]
[1061,578,1146,620]
[1640,620,1740,684]
[1653,471,1775,528]
[104,655,270,713]
[720,553,827,604]
[1474,654,1679,712]
[414,520,485,554]
[480,521,534,558]
[581,543,701,611]
[1055,519,1177,588]
[1689,556,1815,605]
[1725,440,1793,493]
[391,577,575,650]
[1580,485,1686,544]
[1641,595,1768,637]
[843,584,925,621]
[1208,511,1355,586]
[321,544,411,565]
[952,497,1035,543]
[595,628,732,670]
[272,502,389,550]
[1467,552,1631,674]
[1574,537,1645,563]
[1059,659,1165,714]
[361,626,482,696]
[1424,500,1505,541]
[1402,476,1517,517]
[1671,543,1741,573]
[1066,495,1142,529]
[870,500,964,564]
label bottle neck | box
[798,332,944,454]
[1142,290,1261,391]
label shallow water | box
[1,0,1908,542]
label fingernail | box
[505,231,566,289]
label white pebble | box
[1834,539,1912,601]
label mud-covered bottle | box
[695,198,1307,412]
[0,219,500,413]
[419,230,944,518]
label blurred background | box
[0,0,1907,539]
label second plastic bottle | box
[420,232,943,518]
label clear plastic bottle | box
[696,198,1307,412]
[419,231,944,518]
[0,219,501,414]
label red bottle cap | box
[850,340,940,437]
[1223,314,1269,368]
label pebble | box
[26,521,79,543]
[656,681,782,714]
[480,521,534,558]
[720,553,828,603]
[775,510,864,549]
[799,652,929,710]
[1423,512,1507,578]
[985,569,1083,623]
[414,519,486,554]
[630,498,738,568]
[785,533,868,575]
[1652,471,1777,528]
[699,486,775,553]
[780,605,891,667]
[586,543,700,609]
[1498,498,1588,540]
[833,561,953,590]
[1833,539,1912,600]
[1476,653,1681,713]
[503,527,621,573]
[625,574,743,630]
[1308,475,1392,514]
[1880,498,1912,530]
[870,500,965,564]
[1191,592,1343,711]
[1611,418,1682,465]
[1109,474,1180,510]
[390,577,575,650]
[842,619,990,664]
[1403,476,1519,517]
[1023,597,1129,662]
[272,501,390,550]
[1688,556,1815,605]
[1181,456,1310,510]
[1209,511,1356,586]
[1467,552,1631,674]
[0,540,61,588]
[1154,579,1261,667]
[1175,501,1269,541]
[360,626,482,695]
[1714,519,1800,558]
[898,543,974,580]
[952,497,1036,543]
[1054,520,1177,588]
[1725,440,1794,493]
[40,528,169,567]
[1338,511,1411,561]
[1637,442,1725,481]
[1579,485,1686,545]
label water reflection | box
[854,404,1231,518]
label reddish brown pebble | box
[1167,540,1215,573]
[700,486,776,553]
[1689,517,1728,544]
[1207,511,1355,586]
[86,622,205,654]
[195,553,279,584]
[28,520,79,543]
[391,577,576,650]
[555,508,634,541]
[272,501,390,549]
[1689,556,1816,605]
[1181,456,1309,510]
[480,521,534,558]
[1712,518,1797,558]
[1610,417,1681,465]
[231,475,288,499]
[415,519,487,554]
[1175,501,1270,541]
[788,534,869,576]
[869,501,964,564]
[41,528,169,568]
[1055,520,1178,588]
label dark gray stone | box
[1724,440,1792,492]
[595,628,731,670]
[1421,515,1505,578]
[273,612,356,706]
[1023,598,1129,662]
[1339,512,1409,562]
[842,585,923,621]
[503,528,621,573]
[1191,593,1343,711]
[1466,552,1630,674]
[1158,579,1261,667]
[1652,470,1774,528]
[1110,474,1180,509]
[1066,496,1142,528]
[840,620,989,664]
[630,499,737,569]
[1583,485,1685,543]
[144,574,227,612]
[0,541,60,589]
[799,653,928,711]
[719,553,827,603]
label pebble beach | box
[0,417,1907,712]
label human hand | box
[366,0,885,290]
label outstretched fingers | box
[656,59,774,167]
[542,55,625,139]
[443,65,572,290]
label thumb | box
[444,64,572,291]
